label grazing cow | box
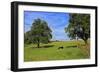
[58,46,64,49]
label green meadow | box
[24,40,90,62]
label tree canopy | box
[65,13,90,44]
[24,18,52,48]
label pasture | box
[24,40,90,62]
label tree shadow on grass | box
[42,45,54,48]
[66,44,87,48]
[66,45,78,48]
[32,45,54,49]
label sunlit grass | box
[24,40,90,62]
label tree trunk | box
[37,42,40,48]
[37,38,40,48]
[84,39,88,45]
[83,39,90,57]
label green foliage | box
[24,18,52,48]
[65,13,90,44]
[24,31,33,44]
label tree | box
[25,18,52,48]
[24,31,34,44]
[65,13,90,44]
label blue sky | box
[24,11,70,41]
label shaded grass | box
[24,40,90,62]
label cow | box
[58,46,64,49]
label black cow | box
[58,46,64,49]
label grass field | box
[24,40,90,62]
